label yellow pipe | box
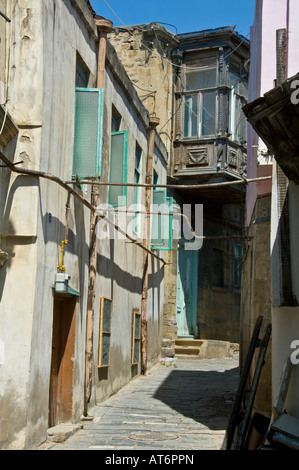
[59,240,68,272]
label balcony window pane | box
[230,71,240,94]
[184,95,198,137]
[202,91,216,136]
[186,69,216,91]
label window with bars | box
[98,297,112,368]
[132,310,141,365]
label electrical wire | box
[101,0,250,72]
[133,82,157,93]
[223,32,250,59]
[101,0,248,141]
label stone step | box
[47,423,83,443]
[176,339,204,348]
[174,346,201,356]
[175,339,232,360]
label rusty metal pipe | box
[84,17,113,414]
[140,117,160,375]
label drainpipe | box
[141,116,160,375]
[84,17,113,415]
[274,28,294,306]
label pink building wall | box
[246,0,299,420]
[246,0,299,226]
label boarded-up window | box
[132,310,141,365]
[98,297,112,368]
[73,88,104,180]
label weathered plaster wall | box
[246,0,299,227]
[240,194,272,418]
[270,180,299,420]
[92,47,167,404]
[161,242,178,357]
[108,25,177,160]
[198,204,244,343]
[25,0,98,449]
[0,0,6,103]
[0,0,43,450]
[289,183,299,304]
[272,306,299,419]
[1,3,168,449]
[287,1,299,77]
[244,0,299,422]
[258,0,299,421]
[0,0,98,450]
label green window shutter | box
[109,131,128,206]
[165,197,174,251]
[73,88,104,180]
[151,190,173,251]
[133,146,142,234]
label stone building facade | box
[108,24,250,355]
[241,0,299,425]
[0,0,168,449]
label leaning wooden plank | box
[225,316,264,450]
[236,323,272,450]
[273,357,294,420]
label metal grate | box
[73,88,104,180]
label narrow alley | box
[2,0,299,452]
[38,356,239,452]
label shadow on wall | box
[153,366,239,430]
[272,184,298,308]
[0,172,36,302]
[97,252,164,296]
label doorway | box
[176,240,199,338]
[49,296,77,428]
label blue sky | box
[90,0,256,37]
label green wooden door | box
[176,241,199,338]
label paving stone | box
[47,424,83,443]
[44,357,239,451]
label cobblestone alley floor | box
[41,356,239,452]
